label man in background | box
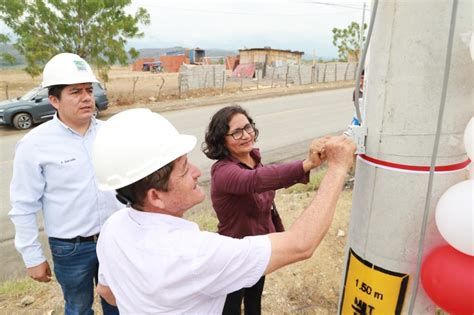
[9,53,120,314]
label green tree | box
[0,0,150,80]
[332,21,367,61]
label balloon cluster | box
[421,117,474,315]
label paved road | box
[0,87,354,281]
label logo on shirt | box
[60,158,76,165]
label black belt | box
[49,233,99,243]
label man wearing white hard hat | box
[93,108,356,313]
[9,53,120,314]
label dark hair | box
[201,104,259,160]
[48,85,67,100]
[116,161,174,207]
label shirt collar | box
[53,113,97,136]
[127,208,199,230]
[227,148,262,166]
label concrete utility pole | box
[359,2,366,60]
[338,1,472,314]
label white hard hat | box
[42,53,99,88]
[93,108,197,191]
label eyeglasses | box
[226,123,255,140]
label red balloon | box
[421,245,474,315]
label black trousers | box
[222,276,266,315]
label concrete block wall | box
[314,62,359,83]
[288,65,314,85]
[266,62,358,85]
[178,62,358,94]
[179,64,227,91]
[266,66,288,81]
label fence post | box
[203,71,208,89]
[298,65,302,85]
[221,70,225,94]
[132,77,139,103]
[285,64,290,87]
[4,82,8,99]
[344,63,350,81]
[335,63,338,81]
[311,65,315,84]
[271,67,275,88]
[316,65,320,83]
[323,64,327,83]
[256,70,259,90]
[178,73,182,98]
[354,62,359,79]
[157,77,165,100]
[213,66,216,88]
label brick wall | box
[132,58,157,71]
[160,55,190,73]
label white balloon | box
[465,117,474,160]
[435,180,474,256]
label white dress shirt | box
[9,115,120,267]
[97,208,271,314]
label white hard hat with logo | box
[42,53,99,88]
[93,108,197,191]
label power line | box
[131,3,314,17]
[298,1,369,10]
[132,1,369,17]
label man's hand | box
[97,283,117,306]
[27,261,52,283]
[303,136,330,172]
[324,135,356,172]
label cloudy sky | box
[0,0,370,59]
[127,0,370,58]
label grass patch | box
[284,167,327,194]
[0,278,44,297]
[185,207,218,232]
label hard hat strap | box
[116,193,133,208]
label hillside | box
[0,44,25,66]
[135,47,238,59]
[0,44,238,67]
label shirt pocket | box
[49,239,78,257]
[253,192,273,213]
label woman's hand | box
[303,136,330,172]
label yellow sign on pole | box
[340,249,409,315]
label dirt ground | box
[0,66,265,104]
[0,66,182,105]
[262,189,353,314]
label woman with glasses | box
[202,105,327,315]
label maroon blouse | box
[210,149,310,238]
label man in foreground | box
[93,108,356,313]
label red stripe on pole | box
[359,154,471,172]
